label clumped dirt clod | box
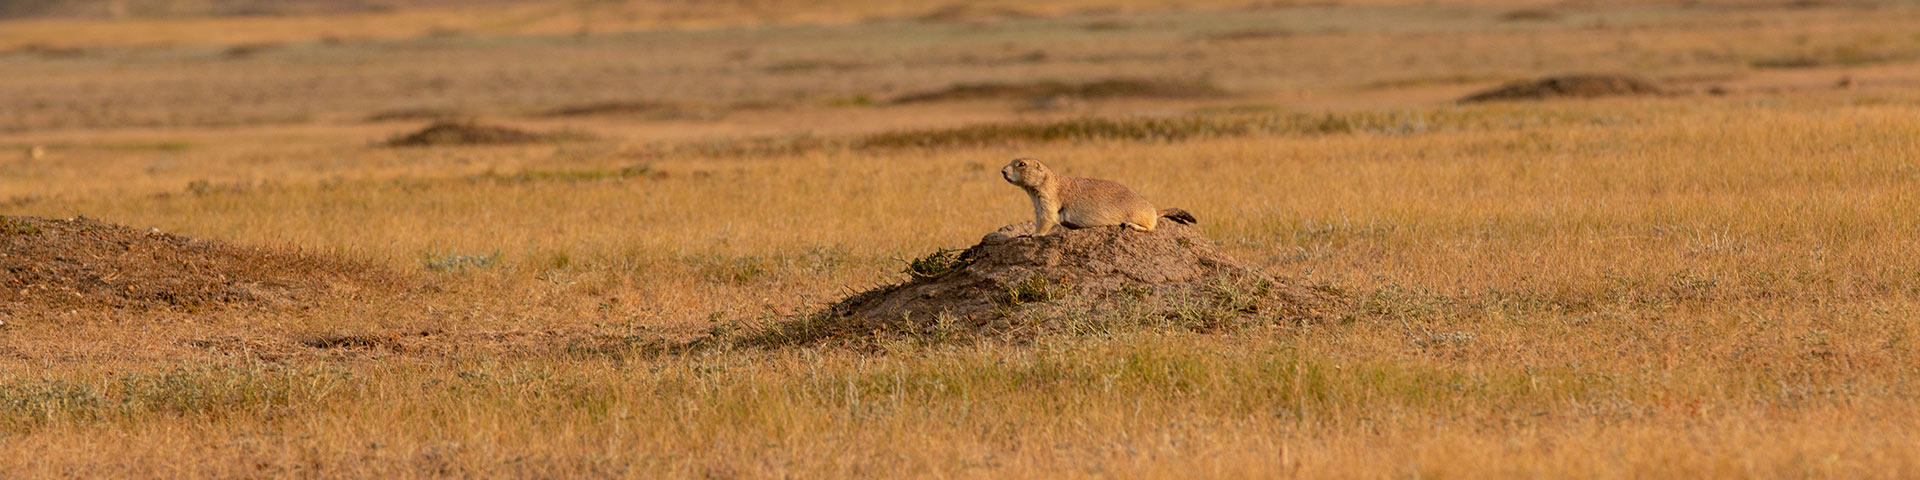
[386,120,587,147]
[1458,74,1666,103]
[0,215,396,311]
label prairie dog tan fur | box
[1000,158,1195,236]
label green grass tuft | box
[0,217,40,235]
[1001,275,1073,307]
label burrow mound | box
[386,120,589,147]
[1458,74,1667,103]
[816,221,1331,334]
[0,215,399,311]
[890,78,1227,105]
[915,4,1037,23]
[365,107,472,123]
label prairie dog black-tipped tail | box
[1158,208,1197,225]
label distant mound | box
[386,120,589,147]
[890,78,1227,105]
[720,221,1333,349]
[0,216,396,311]
[364,107,472,123]
[915,4,1037,22]
[541,101,678,118]
[1458,74,1666,103]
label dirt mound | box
[890,78,1227,105]
[386,120,588,147]
[1458,74,1667,103]
[364,107,471,123]
[732,221,1332,348]
[915,4,1037,22]
[1497,8,1561,22]
[541,101,679,118]
[0,215,395,311]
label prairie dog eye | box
[1016,161,1027,167]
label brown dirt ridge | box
[0,215,398,312]
[1458,74,1667,103]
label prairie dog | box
[1000,158,1195,236]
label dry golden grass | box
[3,0,1920,478]
[0,0,1331,49]
[6,0,1917,133]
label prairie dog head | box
[1000,158,1053,190]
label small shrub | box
[902,248,965,280]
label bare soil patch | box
[386,120,589,147]
[0,215,398,312]
[1458,74,1667,103]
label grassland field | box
[2,0,1920,477]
